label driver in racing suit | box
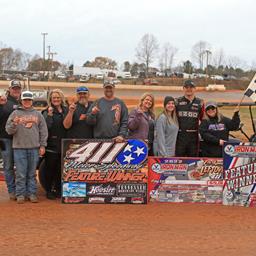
[175,80,204,157]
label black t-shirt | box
[65,101,93,139]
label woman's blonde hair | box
[48,89,66,107]
[139,92,155,119]
[163,106,179,126]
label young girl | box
[153,96,179,157]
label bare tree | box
[159,42,178,73]
[212,48,225,68]
[0,47,32,71]
[191,41,211,69]
[136,33,159,77]
[227,55,246,70]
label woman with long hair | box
[128,93,155,155]
[153,96,179,156]
[42,89,68,199]
[199,101,240,157]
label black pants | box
[44,151,62,193]
[175,132,199,157]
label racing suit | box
[175,96,204,157]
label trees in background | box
[83,57,117,70]
[135,33,159,77]
[0,47,31,71]
[159,43,178,74]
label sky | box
[0,0,255,69]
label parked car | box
[96,73,104,80]
[30,73,40,81]
[223,75,237,81]
[143,79,159,85]
[79,75,89,83]
[57,73,67,80]
[211,75,224,81]
[31,90,48,111]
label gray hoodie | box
[153,113,179,157]
[5,107,48,149]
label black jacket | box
[199,111,240,157]
[42,106,68,153]
[0,95,20,139]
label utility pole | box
[41,32,48,71]
[204,50,212,76]
[47,45,51,60]
[49,51,57,79]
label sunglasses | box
[206,106,216,111]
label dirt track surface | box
[0,182,255,256]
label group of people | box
[0,79,240,203]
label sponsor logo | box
[111,197,126,203]
[151,163,162,173]
[62,182,86,197]
[117,183,147,196]
[224,144,235,156]
[63,197,84,203]
[63,170,147,183]
[87,184,116,196]
[88,197,105,203]
[225,144,256,157]
[131,197,144,204]
[65,140,147,166]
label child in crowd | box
[6,91,48,204]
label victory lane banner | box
[148,157,223,204]
[62,139,148,204]
[223,142,256,207]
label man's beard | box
[79,98,87,105]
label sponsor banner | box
[223,142,256,207]
[62,139,148,204]
[148,157,223,204]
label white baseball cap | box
[21,91,33,100]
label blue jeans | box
[14,148,39,197]
[1,139,15,194]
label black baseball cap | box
[184,80,195,87]
[9,80,22,89]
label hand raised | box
[48,106,54,116]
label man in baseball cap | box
[9,80,22,89]
[86,79,128,142]
[184,79,195,88]
[63,85,93,139]
[0,80,22,200]
[76,86,89,93]
[175,79,204,157]
[103,80,115,88]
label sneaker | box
[9,192,16,201]
[17,196,25,204]
[46,191,56,200]
[29,195,38,203]
[55,191,62,199]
